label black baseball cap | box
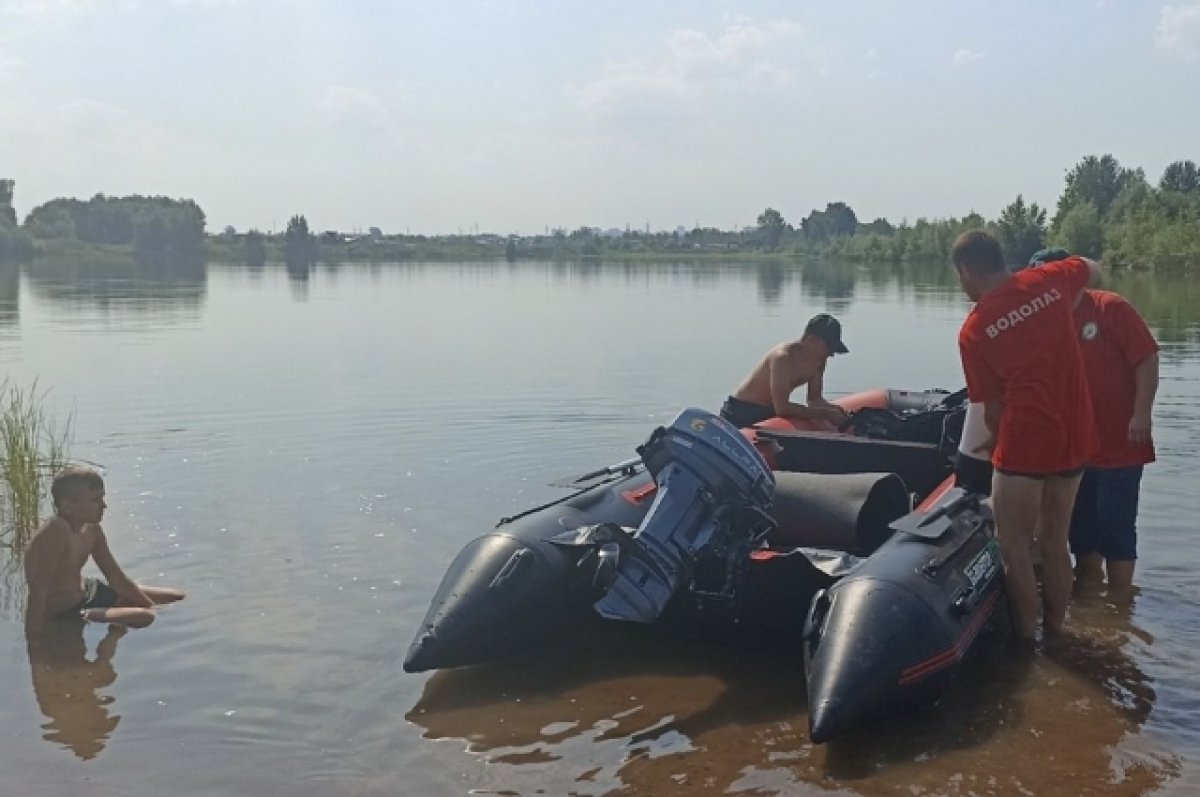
[805,313,849,354]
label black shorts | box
[78,577,118,611]
[719,396,775,428]
[1069,465,1143,561]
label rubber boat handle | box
[803,588,831,642]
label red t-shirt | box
[1074,289,1158,468]
[958,257,1099,473]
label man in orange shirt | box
[1027,248,1159,591]
[953,231,1100,640]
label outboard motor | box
[592,408,776,624]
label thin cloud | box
[317,85,388,118]
[1,0,230,14]
[570,19,804,118]
[952,49,986,67]
[1156,2,1200,59]
[314,84,405,141]
[0,48,21,82]
[0,0,95,15]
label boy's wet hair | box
[951,229,1006,275]
[51,466,105,510]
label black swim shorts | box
[80,577,119,610]
[719,396,775,428]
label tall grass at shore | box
[0,381,72,553]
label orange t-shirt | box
[958,257,1099,473]
[1074,289,1158,468]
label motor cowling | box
[592,408,776,623]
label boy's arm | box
[771,357,842,422]
[24,524,70,637]
[90,527,153,608]
[805,364,849,421]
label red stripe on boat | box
[897,590,1001,686]
[622,483,657,504]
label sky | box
[2,0,1198,235]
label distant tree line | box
[752,154,1200,270]
[5,152,1199,270]
[21,192,206,266]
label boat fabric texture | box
[958,257,1099,474]
[845,388,967,455]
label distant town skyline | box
[3,1,1198,235]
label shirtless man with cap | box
[718,313,851,429]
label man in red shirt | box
[952,231,1100,640]
[1027,248,1159,591]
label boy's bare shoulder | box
[27,516,71,548]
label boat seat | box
[756,428,950,500]
[768,471,910,555]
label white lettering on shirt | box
[985,288,1062,338]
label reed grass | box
[0,380,73,553]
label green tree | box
[244,229,267,267]
[823,202,859,237]
[1160,160,1200,195]
[283,215,317,269]
[1053,154,1147,229]
[859,217,895,236]
[993,194,1047,265]
[0,179,15,225]
[1053,201,1104,258]
[0,179,34,262]
[756,207,788,250]
[801,202,857,243]
[24,204,76,239]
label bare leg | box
[992,472,1045,639]
[1073,551,1105,585]
[1106,559,1136,591]
[84,607,156,628]
[140,585,185,605]
[1038,473,1083,635]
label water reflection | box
[11,256,1200,345]
[799,258,856,307]
[1108,269,1200,345]
[0,262,18,329]
[408,610,1176,795]
[27,623,126,761]
[23,255,206,317]
[755,260,785,304]
[285,261,312,301]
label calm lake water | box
[0,257,1198,796]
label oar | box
[548,456,642,489]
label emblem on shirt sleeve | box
[1081,321,1099,341]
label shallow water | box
[0,258,1197,795]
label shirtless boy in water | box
[719,313,851,428]
[24,466,184,637]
